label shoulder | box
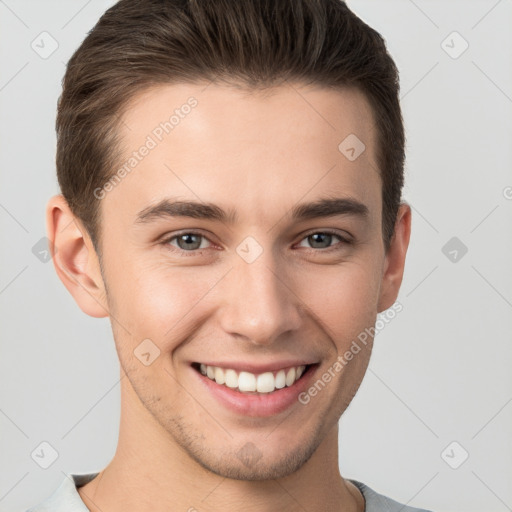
[348,479,434,512]
[25,473,99,512]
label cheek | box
[296,260,381,346]
[106,256,225,347]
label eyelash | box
[159,229,352,256]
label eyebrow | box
[134,196,369,225]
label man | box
[27,0,432,510]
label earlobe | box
[377,203,412,313]
[46,194,109,318]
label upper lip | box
[193,360,317,374]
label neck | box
[78,371,364,512]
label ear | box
[46,194,109,318]
[377,203,412,312]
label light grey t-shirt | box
[26,472,433,511]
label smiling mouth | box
[191,362,314,394]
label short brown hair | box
[57,0,404,256]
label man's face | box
[95,82,392,479]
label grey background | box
[1,1,511,511]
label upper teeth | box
[199,364,306,393]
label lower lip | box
[193,365,318,418]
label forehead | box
[120,81,377,157]
[103,81,380,226]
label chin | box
[191,446,317,481]
[179,422,326,481]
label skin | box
[47,82,411,512]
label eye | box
[296,230,351,251]
[161,231,213,254]
[160,229,351,256]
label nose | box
[217,248,304,347]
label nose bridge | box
[218,246,303,346]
